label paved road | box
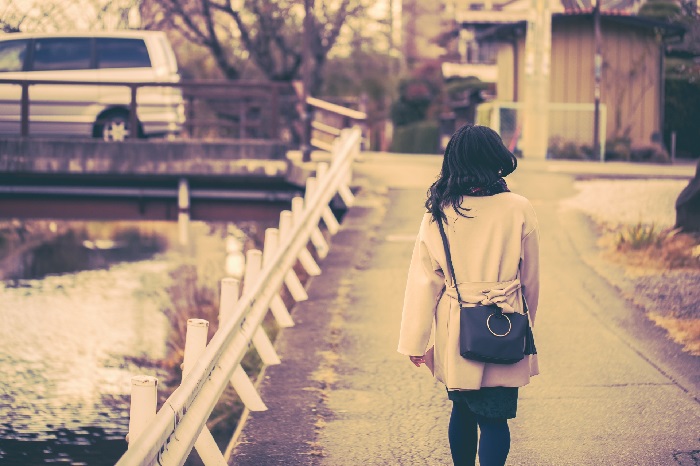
[231,155,700,465]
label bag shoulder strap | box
[437,218,464,304]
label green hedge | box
[391,120,440,154]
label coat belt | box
[443,278,521,313]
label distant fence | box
[477,101,607,161]
[181,81,292,140]
[114,127,361,466]
[0,79,367,149]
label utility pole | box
[404,0,418,70]
[388,0,398,74]
[592,0,603,161]
[301,0,314,162]
[521,0,551,159]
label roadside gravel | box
[561,177,700,353]
[560,178,688,228]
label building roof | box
[455,0,641,24]
[456,0,684,39]
[460,10,685,41]
[560,0,639,12]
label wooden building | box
[488,12,684,150]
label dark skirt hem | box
[447,386,518,419]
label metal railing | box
[0,78,293,140]
[0,78,367,146]
[181,81,291,140]
[114,127,361,466]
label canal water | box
[0,221,241,465]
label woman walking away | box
[397,124,540,466]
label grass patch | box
[614,223,700,270]
[607,223,700,358]
[648,313,700,356]
[616,222,661,250]
[158,267,283,464]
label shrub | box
[548,137,594,160]
[390,77,439,127]
[391,120,440,154]
[630,145,671,164]
[615,224,700,269]
[658,229,700,268]
[390,98,430,127]
[605,135,632,161]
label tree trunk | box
[675,158,700,232]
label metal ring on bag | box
[486,313,512,337]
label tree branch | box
[157,0,210,44]
[199,0,240,78]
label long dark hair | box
[426,124,517,222]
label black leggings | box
[448,401,511,466]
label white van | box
[0,31,185,140]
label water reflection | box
[0,259,172,465]
[2,227,165,281]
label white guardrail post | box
[222,274,279,396]
[315,162,341,235]
[292,196,322,277]
[263,228,296,328]
[126,376,158,447]
[279,210,310,302]
[241,251,283,366]
[182,319,228,466]
[117,127,361,466]
[331,129,355,208]
[305,177,331,259]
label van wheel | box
[95,112,140,141]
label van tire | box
[94,111,142,142]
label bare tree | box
[0,0,142,33]
[146,0,364,92]
[1,1,69,33]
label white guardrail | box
[115,127,361,466]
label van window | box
[0,40,29,72]
[33,38,92,71]
[96,38,151,69]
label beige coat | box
[397,192,540,390]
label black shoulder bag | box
[437,219,537,365]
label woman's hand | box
[409,355,425,367]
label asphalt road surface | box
[232,155,700,466]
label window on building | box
[0,40,29,72]
[33,38,92,71]
[96,38,151,69]
[478,41,498,64]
